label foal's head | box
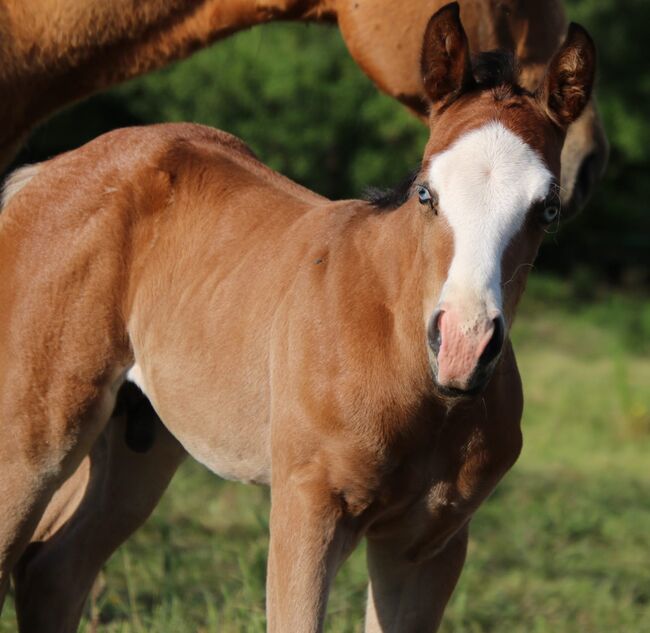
[412,3,595,396]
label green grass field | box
[2,276,649,632]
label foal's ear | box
[538,23,596,128]
[421,2,474,109]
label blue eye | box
[541,204,560,224]
[417,185,431,204]
[416,184,438,212]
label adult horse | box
[0,4,595,630]
[1,0,605,215]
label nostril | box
[479,317,504,367]
[427,309,444,356]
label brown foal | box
[1,0,605,215]
[0,4,595,631]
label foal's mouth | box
[433,379,484,400]
[431,360,498,399]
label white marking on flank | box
[126,363,149,396]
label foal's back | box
[0,122,328,306]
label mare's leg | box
[266,465,358,633]
[13,385,186,633]
[364,525,469,632]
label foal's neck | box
[339,202,431,337]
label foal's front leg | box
[364,525,469,632]
[266,465,357,633]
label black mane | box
[363,169,418,211]
[365,50,524,212]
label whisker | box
[502,262,535,288]
[552,181,566,195]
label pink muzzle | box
[429,310,504,393]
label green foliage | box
[567,0,650,162]
[538,0,650,283]
[115,23,425,199]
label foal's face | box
[415,3,596,395]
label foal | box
[0,4,595,631]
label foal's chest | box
[364,401,522,561]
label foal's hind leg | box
[13,386,186,633]
[0,368,125,601]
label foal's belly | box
[127,362,272,485]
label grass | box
[2,275,649,632]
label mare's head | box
[413,2,595,396]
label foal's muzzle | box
[428,309,505,396]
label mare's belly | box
[127,362,271,485]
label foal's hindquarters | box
[0,172,133,607]
[0,124,261,607]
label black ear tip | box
[446,1,460,15]
[567,22,594,46]
[567,22,586,34]
[424,2,463,43]
[431,1,461,22]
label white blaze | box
[428,121,552,318]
